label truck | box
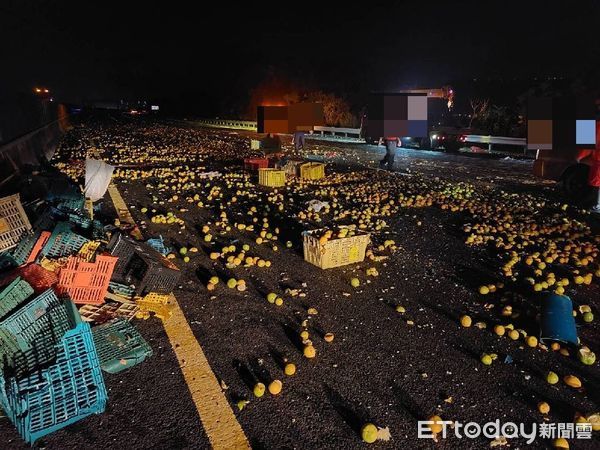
[361,86,454,148]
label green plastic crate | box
[92,318,152,374]
[0,277,34,320]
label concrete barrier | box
[0,113,71,187]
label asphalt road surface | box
[1,120,598,450]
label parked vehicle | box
[533,148,593,197]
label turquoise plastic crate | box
[0,321,107,444]
[9,232,39,266]
[0,290,78,377]
[92,318,153,373]
[0,277,35,320]
[68,212,92,229]
[41,222,89,258]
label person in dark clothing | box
[378,136,400,171]
[293,130,306,152]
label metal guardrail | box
[313,126,361,138]
[188,119,528,152]
[462,135,526,147]
[190,119,257,131]
[190,119,363,138]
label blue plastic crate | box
[146,235,171,256]
[92,318,152,373]
[0,290,78,377]
[0,321,107,444]
[0,277,35,321]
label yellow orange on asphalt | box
[361,423,378,443]
[253,382,266,398]
[494,325,505,336]
[587,413,600,431]
[324,333,335,342]
[268,380,282,395]
[563,375,581,388]
[428,415,444,434]
[538,401,550,414]
[460,315,472,327]
[284,363,296,376]
[547,371,559,384]
[303,345,316,358]
[526,336,538,347]
[553,437,569,449]
[508,329,519,340]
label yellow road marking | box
[105,176,250,449]
[164,294,250,449]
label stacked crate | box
[0,194,33,253]
[0,284,107,444]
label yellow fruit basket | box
[299,162,325,180]
[303,229,370,269]
[258,168,286,187]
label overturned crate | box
[0,277,35,321]
[92,318,152,374]
[0,289,78,378]
[41,222,89,258]
[302,228,370,269]
[56,255,118,305]
[258,168,286,188]
[108,233,181,295]
[136,292,174,321]
[299,162,326,180]
[0,309,107,445]
[79,302,138,324]
[0,194,33,253]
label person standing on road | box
[293,130,306,152]
[378,136,400,171]
[576,123,600,213]
[577,147,600,213]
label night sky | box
[2,0,600,114]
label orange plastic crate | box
[56,255,118,305]
[25,231,51,264]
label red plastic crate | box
[0,263,58,294]
[244,158,269,171]
[25,231,51,264]
[56,255,117,305]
